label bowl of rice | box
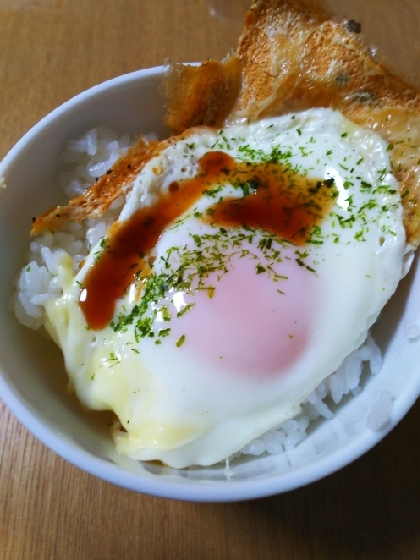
[1,64,420,502]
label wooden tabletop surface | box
[2,1,420,558]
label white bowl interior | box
[1,67,420,502]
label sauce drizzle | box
[79,150,335,330]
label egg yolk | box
[167,249,313,379]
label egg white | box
[44,108,407,468]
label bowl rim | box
[1,65,420,503]
[0,65,167,176]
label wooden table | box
[1,1,420,558]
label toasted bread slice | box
[164,0,420,247]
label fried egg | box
[44,108,407,468]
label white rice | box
[12,126,385,462]
[13,127,130,330]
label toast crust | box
[30,136,160,235]
[163,55,242,135]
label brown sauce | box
[80,150,335,330]
[201,151,334,240]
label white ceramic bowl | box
[1,66,420,502]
